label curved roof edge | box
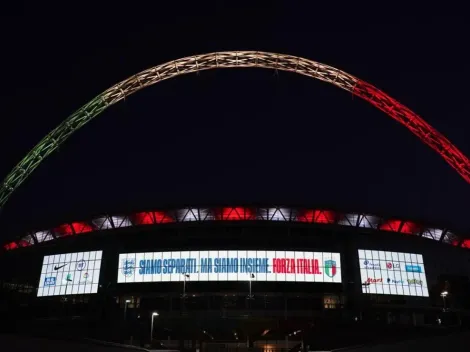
[3,206,470,251]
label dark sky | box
[0,5,469,238]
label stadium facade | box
[1,206,470,350]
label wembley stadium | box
[2,51,470,351]
[1,205,470,350]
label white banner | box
[358,249,429,297]
[37,251,103,297]
[118,250,341,283]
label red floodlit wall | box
[55,222,93,237]
[380,220,419,234]
[71,222,93,234]
[400,221,419,234]
[2,207,468,251]
[219,207,251,220]
[4,242,18,250]
[380,220,402,233]
[134,211,174,225]
[461,239,470,248]
[299,210,335,224]
[55,224,75,237]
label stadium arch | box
[1,51,469,211]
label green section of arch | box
[0,52,358,210]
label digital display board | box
[37,251,103,297]
[358,249,428,297]
[118,250,341,283]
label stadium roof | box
[3,206,470,252]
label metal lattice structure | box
[1,51,469,211]
[3,206,469,251]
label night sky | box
[0,6,469,238]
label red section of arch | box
[353,80,470,184]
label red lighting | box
[17,239,32,247]
[71,222,93,234]
[461,240,470,248]
[354,80,470,184]
[400,221,419,234]
[299,210,335,224]
[56,224,75,236]
[4,242,18,250]
[380,220,419,234]
[380,220,402,232]
[219,207,251,220]
[134,211,173,225]
[55,222,92,236]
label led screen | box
[118,250,341,283]
[37,250,103,297]
[358,249,428,297]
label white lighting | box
[358,249,429,297]
[37,250,103,297]
[152,312,159,316]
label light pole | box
[248,273,255,299]
[441,290,448,311]
[150,312,159,343]
[182,274,190,298]
[124,299,131,320]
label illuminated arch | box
[1,51,469,209]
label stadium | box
[2,52,470,351]
[2,205,470,350]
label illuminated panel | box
[134,212,154,225]
[37,250,103,297]
[92,216,114,230]
[379,220,420,234]
[400,221,420,234]
[34,231,54,243]
[337,213,357,227]
[462,239,470,249]
[358,215,379,228]
[118,250,342,283]
[379,220,402,232]
[442,231,459,246]
[358,249,429,297]
[17,238,33,247]
[71,222,93,234]
[421,228,442,241]
[198,208,215,221]
[298,210,335,224]
[112,216,132,228]
[54,222,92,238]
[337,213,379,228]
[218,207,251,220]
[4,242,18,250]
[55,224,75,237]
[177,208,200,222]
[267,208,290,221]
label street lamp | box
[248,273,255,299]
[441,291,448,311]
[182,274,190,298]
[150,312,159,343]
[124,299,131,320]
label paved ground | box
[334,330,470,352]
[0,334,149,352]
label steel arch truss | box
[1,51,470,211]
